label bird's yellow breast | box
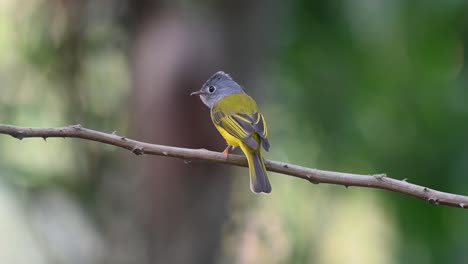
[214,124,243,147]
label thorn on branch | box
[401,178,408,182]
[459,203,465,208]
[112,131,117,135]
[162,151,168,156]
[344,185,349,189]
[132,146,144,155]
[42,137,47,142]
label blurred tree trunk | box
[124,3,230,264]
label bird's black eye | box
[208,86,216,93]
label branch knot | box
[428,197,439,205]
[306,174,319,184]
[373,174,386,180]
[132,146,144,155]
[11,130,24,140]
[71,124,82,130]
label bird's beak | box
[190,90,203,96]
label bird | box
[191,71,271,193]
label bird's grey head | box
[191,71,245,108]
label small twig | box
[0,124,467,209]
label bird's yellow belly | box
[214,124,242,147]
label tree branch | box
[0,124,466,209]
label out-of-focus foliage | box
[0,0,129,263]
[0,0,468,263]
[264,1,468,263]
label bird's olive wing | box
[212,110,270,151]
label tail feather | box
[248,150,272,193]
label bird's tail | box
[246,148,272,193]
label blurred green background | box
[1,0,468,263]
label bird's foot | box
[223,145,230,156]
